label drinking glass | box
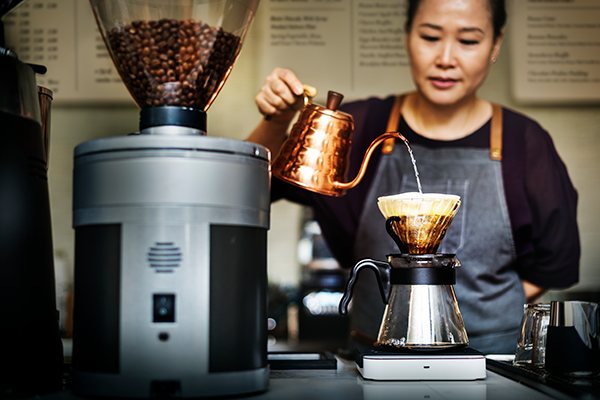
[514,303,551,367]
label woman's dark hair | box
[405,0,506,40]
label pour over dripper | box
[339,192,468,350]
[90,0,259,133]
[378,192,461,254]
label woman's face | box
[406,0,503,106]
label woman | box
[248,0,579,354]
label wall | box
[481,20,600,297]
[47,4,599,298]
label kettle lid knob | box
[326,91,344,111]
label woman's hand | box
[255,68,316,124]
[247,68,316,157]
[522,280,547,303]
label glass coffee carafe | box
[340,193,469,350]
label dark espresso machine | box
[70,0,268,398]
[0,0,63,395]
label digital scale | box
[356,347,486,381]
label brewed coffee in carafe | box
[340,193,469,350]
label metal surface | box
[488,358,600,400]
[74,134,269,160]
[73,135,270,216]
[272,95,404,196]
[72,135,270,398]
[38,86,52,163]
[0,0,26,18]
[0,53,41,123]
[549,301,599,348]
[141,125,205,135]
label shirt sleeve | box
[515,115,580,288]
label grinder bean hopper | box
[339,193,486,380]
[71,1,269,398]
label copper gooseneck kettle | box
[272,90,403,197]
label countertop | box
[37,348,558,400]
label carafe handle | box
[334,132,405,191]
[338,259,392,316]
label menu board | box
[260,0,414,103]
[12,0,597,106]
[3,0,133,104]
[509,0,600,104]
[3,0,415,105]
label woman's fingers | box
[255,68,318,121]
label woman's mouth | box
[430,77,458,89]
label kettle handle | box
[338,259,392,316]
[334,132,406,191]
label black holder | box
[338,254,457,316]
[140,106,207,133]
[545,326,600,376]
[386,217,408,253]
[390,266,455,285]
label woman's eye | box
[421,35,439,42]
[460,40,479,45]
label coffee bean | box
[107,18,240,110]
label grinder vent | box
[148,242,182,273]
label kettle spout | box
[334,132,406,191]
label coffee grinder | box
[70,1,269,398]
[339,193,486,380]
[0,0,63,395]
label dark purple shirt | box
[272,95,580,289]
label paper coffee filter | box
[377,192,461,220]
[378,193,461,254]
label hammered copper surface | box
[272,101,405,197]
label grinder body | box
[71,135,270,398]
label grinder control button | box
[153,294,175,323]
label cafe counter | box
[37,348,562,400]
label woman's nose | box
[436,41,456,69]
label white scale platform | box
[356,347,486,381]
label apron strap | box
[382,94,405,154]
[490,103,503,160]
[383,95,504,161]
